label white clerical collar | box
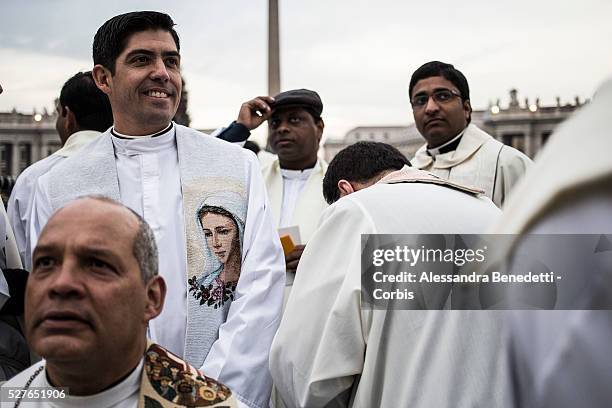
[280,166,314,181]
[111,124,176,155]
[39,358,143,408]
[111,123,174,140]
[426,128,465,157]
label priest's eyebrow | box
[31,244,59,259]
[124,49,181,60]
[414,87,457,96]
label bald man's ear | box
[144,276,166,323]
[92,64,112,95]
[337,179,355,199]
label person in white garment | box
[219,91,329,408]
[1,196,237,407]
[409,61,532,208]
[0,81,30,381]
[0,80,23,275]
[489,77,612,408]
[270,141,511,408]
[8,71,113,269]
[217,90,329,276]
[28,12,284,408]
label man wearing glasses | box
[409,61,532,207]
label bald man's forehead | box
[44,198,140,239]
[35,198,141,277]
[57,198,138,223]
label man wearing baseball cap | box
[218,89,329,283]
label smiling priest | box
[27,11,284,408]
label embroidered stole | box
[261,158,329,243]
[140,341,237,407]
[377,165,485,196]
[46,124,248,368]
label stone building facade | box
[0,109,59,178]
[323,125,423,163]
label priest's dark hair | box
[59,71,113,133]
[323,141,410,204]
[93,11,180,74]
[409,61,471,124]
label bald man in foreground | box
[2,197,236,407]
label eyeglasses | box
[411,89,462,108]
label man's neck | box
[113,122,171,137]
[426,127,466,150]
[60,127,82,147]
[112,123,173,140]
[45,340,145,396]
[279,157,317,171]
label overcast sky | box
[1,0,611,143]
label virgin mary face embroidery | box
[189,205,243,309]
[200,211,241,283]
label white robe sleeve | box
[28,173,54,269]
[270,198,375,408]
[200,152,285,408]
[1,199,22,271]
[7,176,33,268]
[1,197,23,309]
[493,146,532,208]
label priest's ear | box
[92,64,113,95]
[58,106,78,141]
[337,179,355,199]
[144,275,166,323]
[315,117,325,144]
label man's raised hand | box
[237,96,275,130]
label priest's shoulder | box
[498,141,532,167]
[470,124,528,161]
[176,124,248,154]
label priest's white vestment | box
[411,124,532,207]
[1,342,238,407]
[270,169,511,407]
[28,124,284,408]
[490,77,612,408]
[261,157,328,243]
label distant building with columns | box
[323,89,585,161]
[323,125,423,163]
[0,89,586,183]
[473,89,586,158]
[0,109,59,178]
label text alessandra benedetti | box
[373,271,557,283]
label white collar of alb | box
[111,123,174,139]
